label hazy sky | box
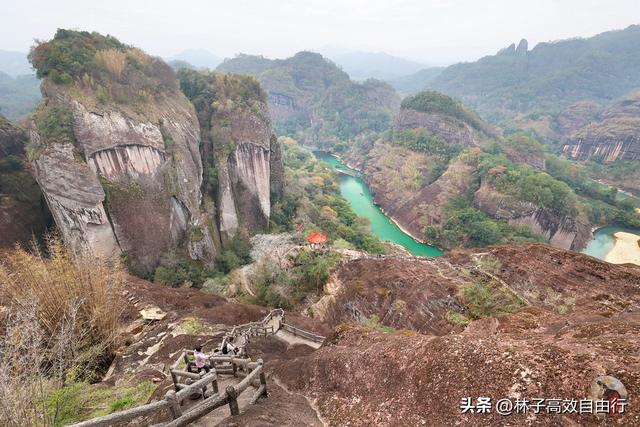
[2,0,639,64]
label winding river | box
[314,151,443,257]
[315,150,640,263]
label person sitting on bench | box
[221,336,238,355]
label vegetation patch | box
[29,29,178,107]
[458,277,526,320]
[42,380,155,426]
[363,314,396,333]
[0,237,126,425]
[270,141,384,253]
[401,90,485,131]
[250,248,341,308]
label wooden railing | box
[161,359,266,427]
[281,322,325,344]
[67,309,321,427]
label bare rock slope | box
[277,244,640,426]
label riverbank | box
[605,231,640,265]
[313,150,443,257]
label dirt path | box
[186,374,258,426]
[216,377,324,427]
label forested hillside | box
[0,71,40,120]
[345,91,640,251]
[217,52,400,147]
[429,25,640,124]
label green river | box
[582,226,640,260]
[315,150,639,262]
[582,187,640,261]
[314,151,443,257]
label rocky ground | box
[84,243,639,426]
[275,245,640,426]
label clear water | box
[314,151,443,257]
[583,226,640,260]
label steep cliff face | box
[0,116,50,246]
[28,30,217,274]
[220,104,272,237]
[269,134,285,200]
[563,93,640,162]
[348,140,448,240]
[348,92,591,250]
[473,182,591,250]
[177,70,280,242]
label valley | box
[314,151,443,257]
[1,10,640,427]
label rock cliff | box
[0,116,50,246]
[345,140,460,240]
[563,93,640,162]
[473,182,591,250]
[394,98,499,147]
[177,70,280,242]
[26,30,282,274]
[347,94,591,250]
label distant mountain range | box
[217,51,400,144]
[427,25,640,124]
[0,51,40,120]
[166,49,222,69]
[0,71,40,120]
[0,50,33,77]
[387,67,445,95]
[317,49,430,81]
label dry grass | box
[95,49,127,80]
[0,237,126,426]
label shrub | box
[0,237,126,425]
[95,49,127,80]
[35,105,75,144]
[109,396,135,413]
[445,310,471,326]
[363,314,395,333]
[153,259,207,288]
[458,278,525,320]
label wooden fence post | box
[258,359,267,397]
[232,361,237,377]
[212,371,219,394]
[165,390,182,419]
[226,385,240,416]
[199,372,207,400]
[170,370,179,392]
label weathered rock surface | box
[563,93,640,163]
[0,116,50,246]
[32,79,214,273]
[28,33,283,273]
[33,141,120,258]
[221,101,273,236]
[349,140,479,242]
[277,245,640,426]
[473,182,591,251]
